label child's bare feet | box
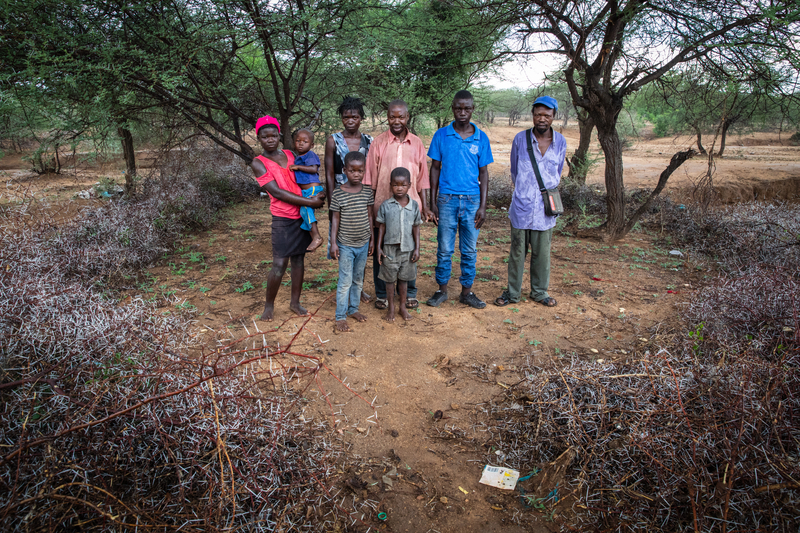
[307,235,323,252]
[348,312,367,322]
[335,320,351,332]
[289,303,309,317]
[399,308,413,321]
[261,304,274,322]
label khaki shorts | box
[378,243,416,283]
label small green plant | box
[235,281,255,293]
[170,262,188,276]
[688,322,704,356]
[215,254,227,263]
[491,275,500,280]
[510,307,519,313]
[199,286,210,293]
[573,290,583,296]
[529,339,542,346]
[182,251,204,263]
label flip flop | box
[494,291,512,307]
[374,298,388,310]
[405,298,419,309]
[537,297,557,307]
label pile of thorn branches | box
[0,191,363,530]
[480,348,798,532]
[471,199,800,532]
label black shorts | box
[271,216,311,258]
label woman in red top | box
[251,116,324,321]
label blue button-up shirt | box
[509,128,567,231]
[428,122,493,195]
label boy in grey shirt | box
[376,167,422,322]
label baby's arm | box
[289,163,320,173]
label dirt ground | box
[2,122,798,531]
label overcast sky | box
[479,54,562,90]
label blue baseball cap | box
[533,96,558,111]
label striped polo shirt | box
[329,185,374,247]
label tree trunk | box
[567,111,595,183]
[621,149,696,235]
[596,123,626,241]
[561,107,570,129]
[117,127,136,194]
[280,112,294,150]
[717,119,731,157]
[693,125,706,154]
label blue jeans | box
[335,240,369,321]
[435,194,480,288]
[300,185,323,231]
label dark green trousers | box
[506,225,552,303]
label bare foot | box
[349,312,368,322]
[400,308,413,321]
[335,320,351,332]
[289,303,309,317]
[261,304,274,322]
[360,291,372,303]
[307,236,323,252]
[384,310,395,323]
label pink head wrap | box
[255,115,281,135]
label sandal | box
[537,297,557,307]
[374,298,388,310]
[494,291,513,307]
[405,298,419,309]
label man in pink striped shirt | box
[364,100,431,310]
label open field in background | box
[3,121,800,206]
[1,124,798,532]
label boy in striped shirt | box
[329,151,375,332]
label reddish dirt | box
[1,122,795,531]
[135,203,691,532]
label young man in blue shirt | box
[426,90,493,309]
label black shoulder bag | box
[525,129,564,217]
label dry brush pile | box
[0,165,366,531]
[470,202,800,532]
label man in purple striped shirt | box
[495,96,567,308]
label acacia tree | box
[471,0,800,240]
[354,0,509,131]
[2,0,393,164]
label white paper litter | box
[479,465,520,490]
